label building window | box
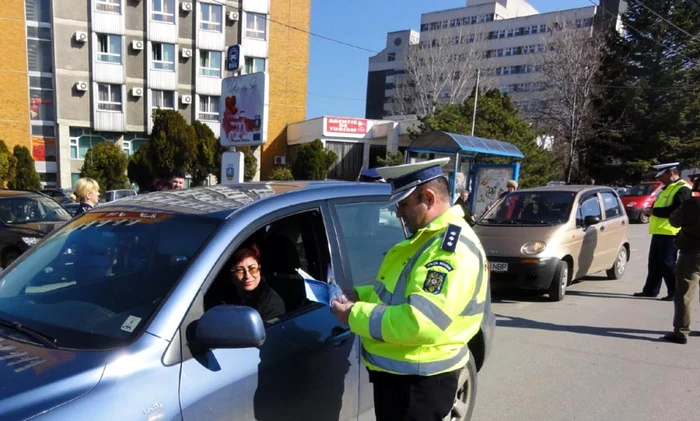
[507,29,515,37]
[69,128,120,159]
[32,125,55,137]
[441,20,448,29]
[27,27,53,73]
[497,30,505,39]
[123,133,146,156]
[540,24,547,33]
[245,13,267,40]
[96,0,121,13]
[97,34,122,64]
[244,57,266,73]
[420,23,428,31]
[387,52,396,62]
[25,0,51,23]
[497,48,504,57]
[29,76,55,122]
[199,50,222,77]
[152,0,175,23]
[97,84,122,111]
[152,43,175,71]
[200,3,222,31]
[151,90,175,110]
[199,95,220,121]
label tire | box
[548,261,568,302]
[638,213,649,224]
[445,353,477,421]
[2,250,20,269]
[606,247,628,280]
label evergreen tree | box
[8,146,40,190]
[79,142,129,193]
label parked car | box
[615,186,631,197]
[474,185,630,301]
[103,189,137,203]
[621,181,663,223]
[39,188,74,205]
[0,190,72,268]
[61,202,81,216]
[0,183,494,421]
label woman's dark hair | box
[151,179,173,191]
[231,243,261,266]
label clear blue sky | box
[306,0,593,119]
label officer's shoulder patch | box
[425,260,454,271]
[423,270,447,294]
[440,224,462,253]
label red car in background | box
[621,181,663,223]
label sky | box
[306,0,593,120]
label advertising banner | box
[470,164,520,217]
[324,117,369,137]
[220,72,269,147]
[221,151,244,184]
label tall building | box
[13,0,309,188]
[366,0,626,120]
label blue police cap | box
[376,157,450,206]
[653,162,680,178]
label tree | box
[237,146,258,181]
[8,145,40,190]
[418,89,557,188]
[148,110,198,178]
[190,121,221,187]
[0,140,17,187]
[127,143,155,191]
[79,141,129,193]
[268,167,294,181]
[377,151,404,167]
[391,25,496,117]
[291,139,338,180]
[533,21,606,183]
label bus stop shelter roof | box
[407,131,524,159]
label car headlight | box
[521,241,546,255]
[21,237,40,246]
[626,202,636,207]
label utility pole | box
[471,69,481,137]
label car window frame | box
[600,190,624,220]
[576,191,603,228]
[165,199,344,365]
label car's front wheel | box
[445,353,477,421]
[548,261,568,302]
[638,211,650,224]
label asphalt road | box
[473,223,700,421]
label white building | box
[366,0,626,119]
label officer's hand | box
[331,296,354,326]
[342,288,360,302]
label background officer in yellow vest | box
[634,163,692,300]
[331,157,489,421]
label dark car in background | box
[0,191,72,268]
[40,188,75,205]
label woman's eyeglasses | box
[231,264,260,278]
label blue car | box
[0,183,494,421]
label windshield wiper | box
[515,219,552,225]
[0,317,59,349]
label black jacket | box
[226,280,286,323]
[455,198,474,226]
[670,197,700,254]
[74,202,94,216]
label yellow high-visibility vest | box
[649,179,692,236]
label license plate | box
[489,262,508,272]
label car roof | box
[516,185,616,194]
[0,190,43,198]
[94,181,391,219]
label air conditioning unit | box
[75,81,89,91]
[132,40,144,50]
[181,48,192,58]
[181,95,192,105]
[181,2,192,12]
[274,156,286,165]
[75,31,88,43]
[227,11,239,21]
[132,87,144,97]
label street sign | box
[227,45,243,71]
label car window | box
[0,211,220,349]
[601,192,623,219]
[0,196,71,224]
[117,191,135,199]
[577,195,602,226]
[332,202,406,286]
[480,191,576,225]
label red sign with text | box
[325,118,369,135]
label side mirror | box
[193,305,266,349]
[584,215,601,226]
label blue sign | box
[227,45,241,71]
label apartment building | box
[366,0,626,120]
[17,0,308,188]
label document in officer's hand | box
[301,277,343,306]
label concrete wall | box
[0,1,30,150]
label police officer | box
[634,163,692,300]
[331,158,489,421]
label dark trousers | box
[369,369,459,421]
[642,234,678,296]
[673,253,700,338]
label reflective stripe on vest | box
[361,342,470,376]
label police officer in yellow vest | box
[634,163,692,300]
[331,158,489,421]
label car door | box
[600,190,627,267]
[327,198,408,421]
[176,202,360,421]
[574,193,605,278]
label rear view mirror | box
[584,215,601,226]
[194,305,266,349]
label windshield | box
[0,196,71,224]
[628,183,658,197]
[480,191,576,225]
[0,211,220,349]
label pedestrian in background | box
[455,189,475,226]
[170,169,186,190]
[499,180,518,199]
[70,177,100,216]
[634,163,692,300]
[661,178,700,344]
